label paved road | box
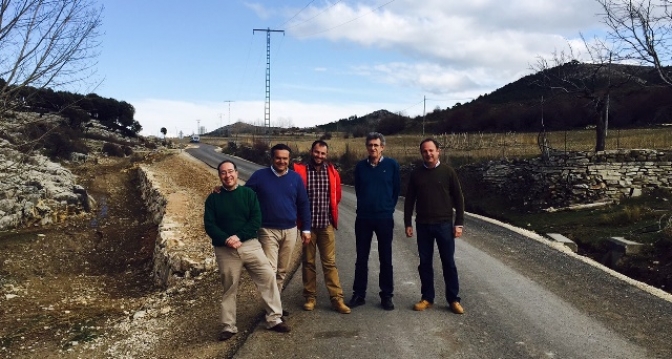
[187,144,672,359]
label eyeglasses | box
[366,144,381,148]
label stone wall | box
[463,149,672,209]
[137,159,215,288]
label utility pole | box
[422,95,426,137]
[224,100,234,126]
[253,27,284,143]
[196,119,200,135]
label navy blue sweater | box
[354,157,401,219]
[246,167,311,231]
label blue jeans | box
[416,222,460,303]
[353,217,394,299]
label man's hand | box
[225,235,242,249]
[405,226,413,238]
[301,232,311,245]
[454,226,463,238]
[212,185,222,194]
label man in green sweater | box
[204,160,290,341]
[404,139,466,314]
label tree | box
[160,127,167,138]
[0,0,103,152]
[597,0,672,86]
[530,38,634,152]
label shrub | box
[102,142,125,157]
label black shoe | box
[381,297,395,311]
[349,295,366,308]
[218,331,235,341]
[282,309,290,317]
[269,321,291,333]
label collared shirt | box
[270,165,288,177]
[306,162,330,229]
[367,155,384,167]
[423,160,441,169]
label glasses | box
[366,144,381,148]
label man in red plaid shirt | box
[294,140,351,314]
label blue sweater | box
[354,157,401,219]
[246,167,311,231]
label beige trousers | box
[257,226,299,294]
[214,239,282,333]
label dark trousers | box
[416,222,460,303]
[353,217,394,299]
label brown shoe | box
[303,297,316,311]
[449,301,464,314]
[413,299,433,311]
[269,321,291,333]
[331,298,351,314]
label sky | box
[91,0,608,137]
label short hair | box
[419,138,441,151]
[217,160,237,172]
[311,140,328,150]
[270,143,292,157]
[365,132,386,146]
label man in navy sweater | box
[349,132,401,311]
[246,144,311,308]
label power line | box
[284,0,344,30]
[311,0,397,35]
[278,0,317,28]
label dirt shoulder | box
[1,151,288,359]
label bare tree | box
[530,37,635,152]
[0,0,102,148]
[597,0,672,85]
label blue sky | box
[92,0,607,137]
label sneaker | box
[303,298,316,311]
[449,301,464,314]
[218,331,235,341]
[413,299,433,311]
[381,297,395,311]
[348,295,366,308]
[331,298,351,314]
[269,321,291,333]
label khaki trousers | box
[258,227,299,294]
[214,239,282,333]
[301,225,344,300]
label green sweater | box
[404,163,465,227]
[204,186,261,247]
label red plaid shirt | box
[306,162,331,229]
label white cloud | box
[284,0,606,95]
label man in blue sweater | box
[246,144,311,305]
[349,132,401,311]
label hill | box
[313,63,672,136]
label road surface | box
[187,144,672,359]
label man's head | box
[270,143,292,173]
[365,132,385,162]
[419,138,441,167]
[217,160,238,190]
[310,140,329,166]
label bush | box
[102,142,125,157]
[320,132,332,140]
[43,128,89,160]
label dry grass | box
[199,128,672,166]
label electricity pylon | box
[253,27,284,143]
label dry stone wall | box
[137,154,216,288]
[465,149,672,209]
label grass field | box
[200,127,672,167]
